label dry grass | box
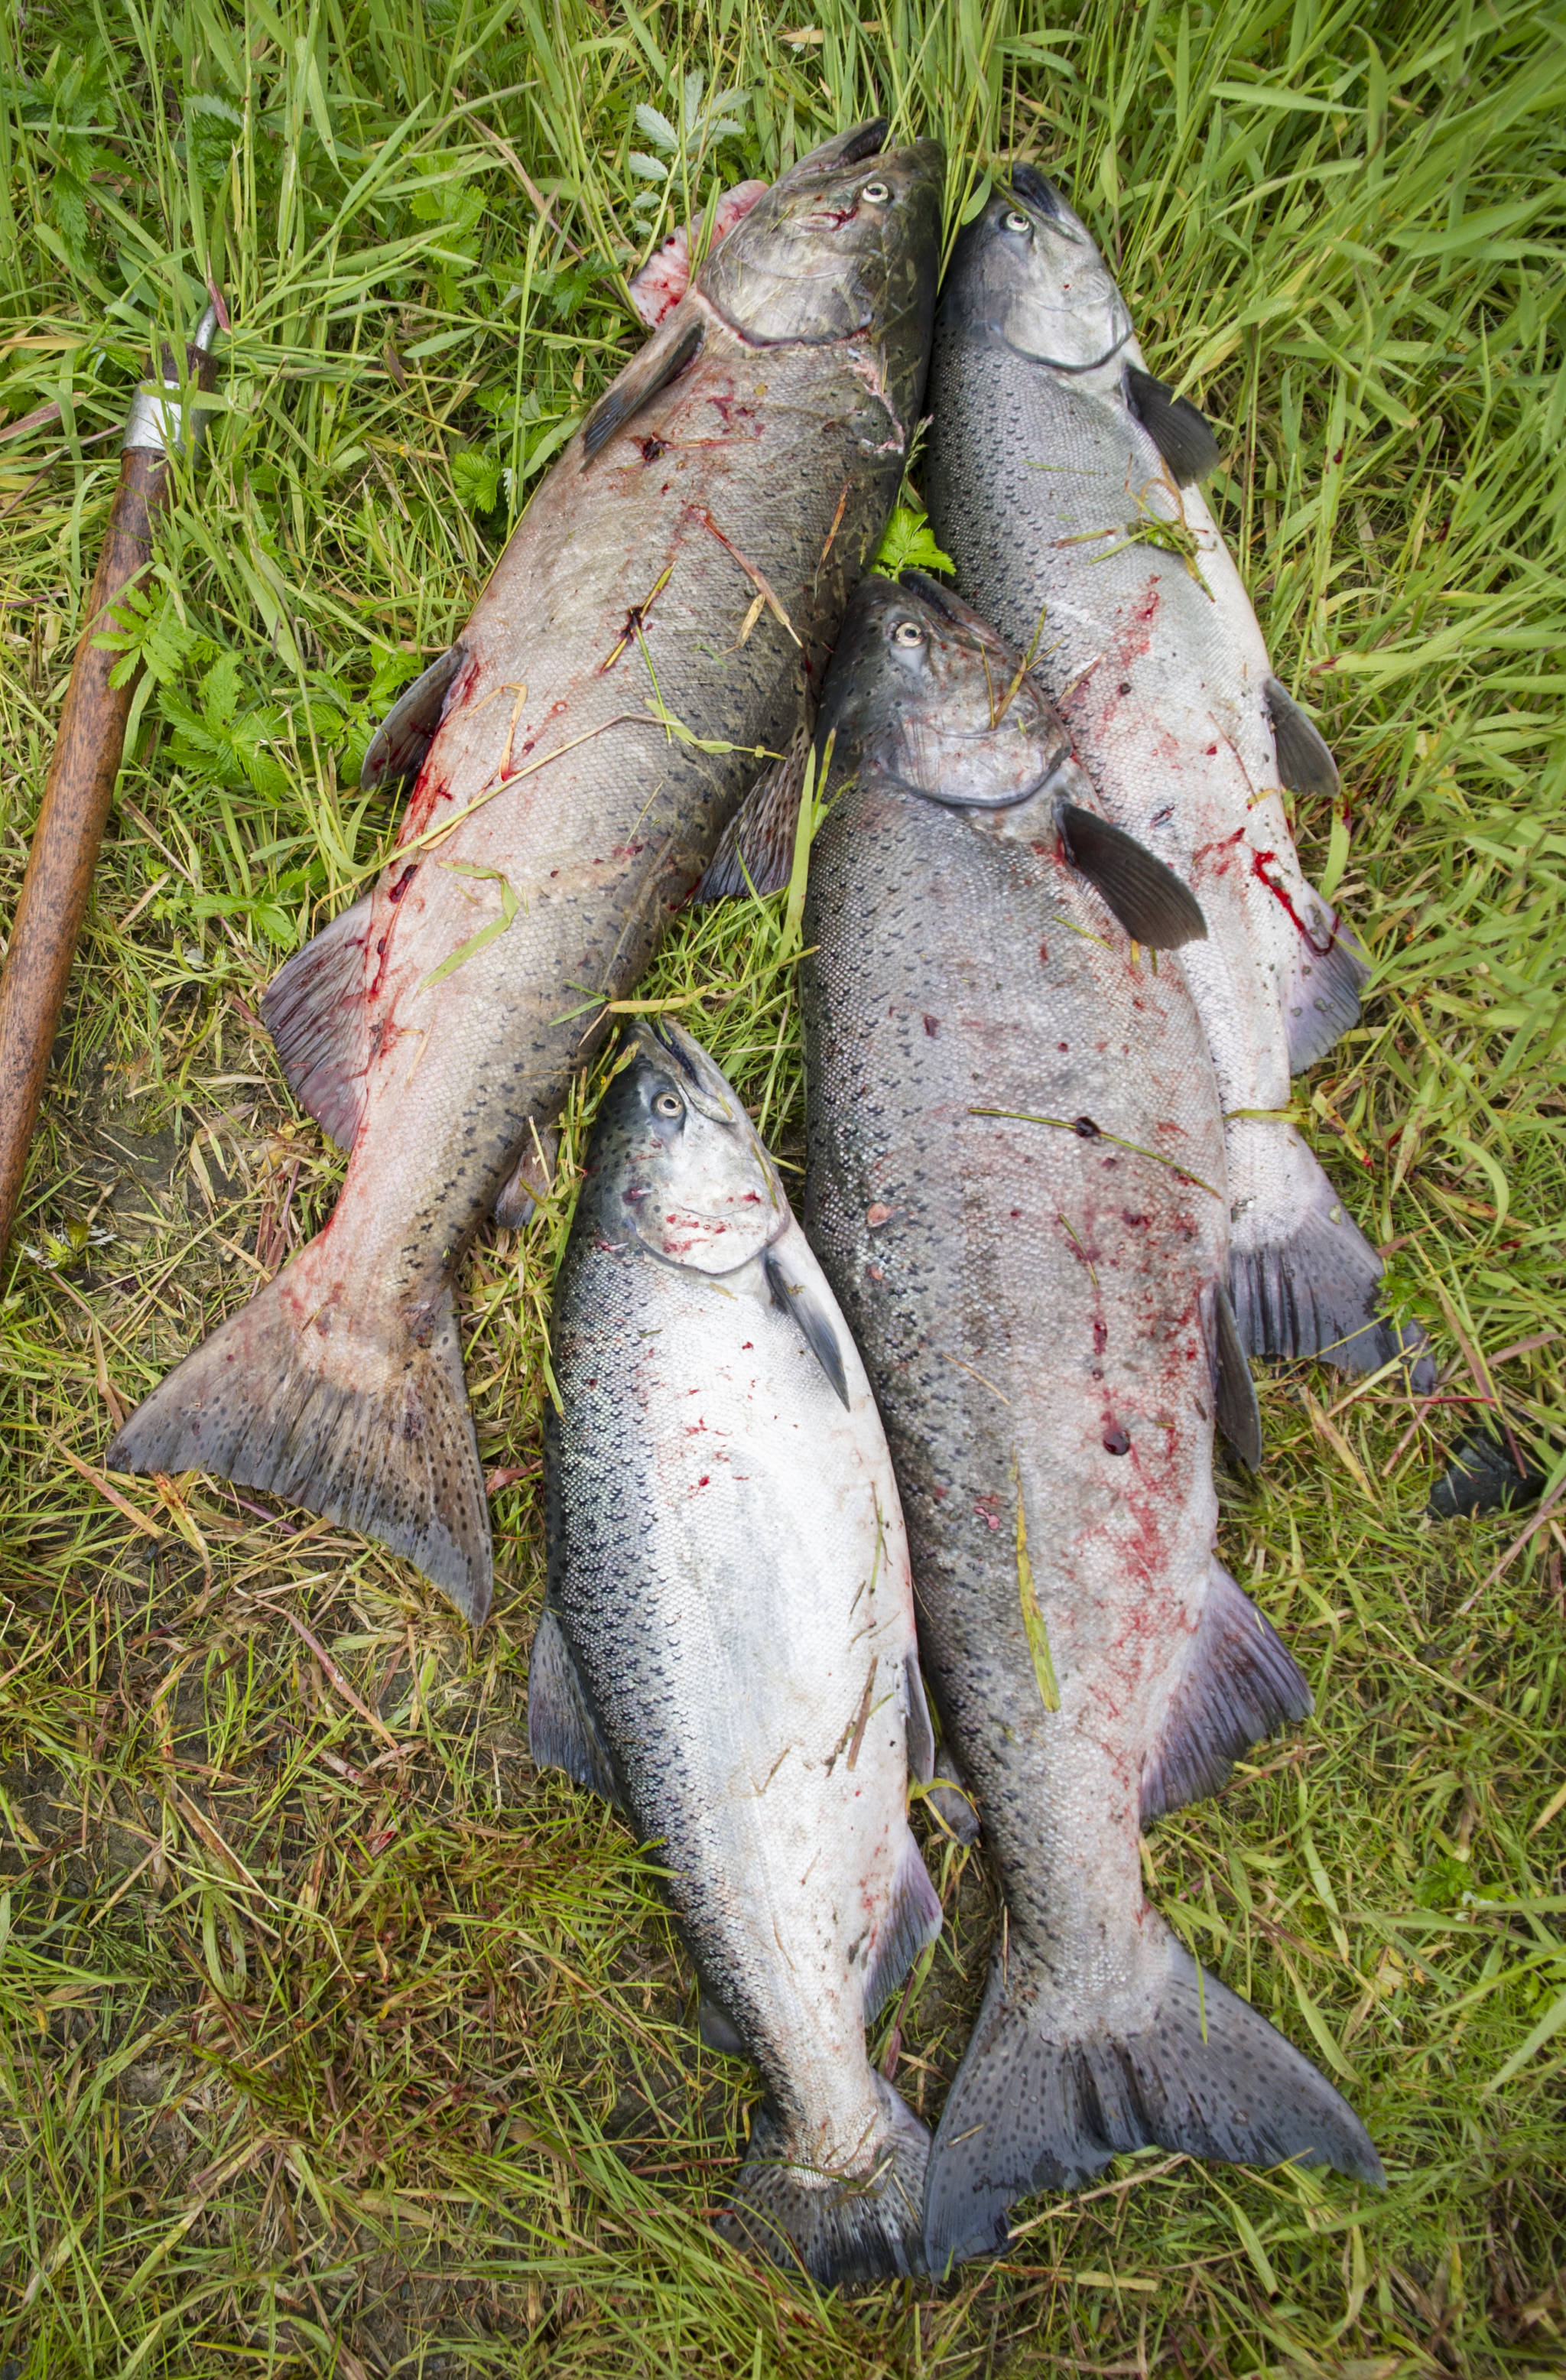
[1,0,1564,2372]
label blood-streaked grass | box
[0,0,1562,2372]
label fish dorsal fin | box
[494,1124,559,1230]
[261,896,376,1151]
[1265,676,1340,797]
[1057,801,1207,948]
[764,1250,850,1407]
[1140,1559,1312,1824]
[1212,1282,1263,1469]
[359,643,466,798]
[1125,365,1221,486]
[527,1605,622,1806]
[583,318,703,462]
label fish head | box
[588,1019,788,1276]
[817,570,1073,809]
[697,119,944,409]
[941,164,1132,371]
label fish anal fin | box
[764,1248,850,1408]
[694,720,812,902]
[360,643,466,798]
[583,317,703,462]
[1056,799,1207,948]
[1125,365,1221,486]
[1283,889,1368,1071]
[527,1605,622,1806]
[1212,1281,1262,1469]
[106,1244,492,1621]
[1142,1560,1311,1825]
[862,1831,941,2021]
[1265,676,1340,798]
[261,898,375,1151]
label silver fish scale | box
[804,772,1228,2016]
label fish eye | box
[1002,209,1032,235]
[652,1091,684,1120]
[860,180,892,203]
[891,619,924,649]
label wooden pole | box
[0,319,219,1263]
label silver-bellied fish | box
[534,1019,941,2286]
[109,124,944,1623]
[801,574,1383,2273]
[926,167,1426,1384]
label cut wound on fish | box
[628,180,772,327]
[360,642,467,798]
[583,319,703,461]
[1124,364,1222,486]
[1055,800,1207,948]
[1265,675,1340,798]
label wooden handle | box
[0,446,169,1260]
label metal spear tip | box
[123,297,226,459]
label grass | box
[1,0,1564,2370]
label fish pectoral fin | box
[693,717,812,902]
[862,1832,943,2021]
[359,642,467,798]
[763,1250,850,1408]
[582,317,704,462]
[494,1123,560,1229]
[527,1605,622,1806]
[1124,364,1222,486]
[924,1744,980,1845]
[1055,800,1207,948]
[1141,1558,1311,1825]
[903,1650,935,1784]
[1212,1282,1263,1471]
[1265,675,1340,798]
[697,1992,746,2056]
[262,896,376,1150]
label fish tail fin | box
[924,1933,1383,2275]
[720,2072,930,2287]
[106,1237,492,1621]
[1226,1119,1431,1387]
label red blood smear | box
[1251,847,1339,956]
